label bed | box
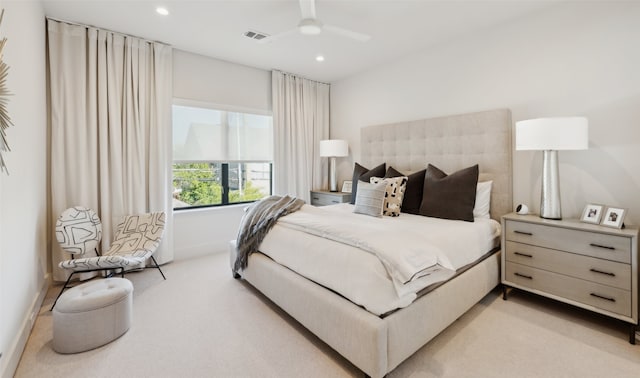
[230,108,513,377]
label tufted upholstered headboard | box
[360,109,513,221]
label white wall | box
[331,2,640,223]
[0,1,48,376]
[173,205,246,260]
[172,50,271,259]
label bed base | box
[230,108,511,376]
[230,243,500,378]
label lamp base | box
[329,157,338,192]
[540,150,562,220]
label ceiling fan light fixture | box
[298,18,322,35]
[258,0,370,44]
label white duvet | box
[258,203,500,316]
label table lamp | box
[515,117,588,220]
[320,139,348,192]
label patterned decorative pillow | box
[353,181,387,217]
[370,176,408,217]
[385,166,426,215]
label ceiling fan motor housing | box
[298,18,323,35]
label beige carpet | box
[15,252,640,378]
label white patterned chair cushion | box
[59,212,165,271]
[370,176,408,217]
[55,207,102,256]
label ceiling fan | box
[259,0,371,43]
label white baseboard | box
[0,273,50,378]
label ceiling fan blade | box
[299,0,316,19]
[257,28,298,44]
[323,24,371,42]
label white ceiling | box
[41,0,558,83]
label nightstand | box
[310,190,351,206]
[501,213,639,344]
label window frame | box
[172,99,273,211]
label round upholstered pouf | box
[52,277,133,354]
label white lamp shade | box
[319,139,349,157]
[516,117,588,151]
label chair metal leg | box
[50,266,135,311]
[50,272,75,311]
[106,268,124,278]
[51,260,164,312]
[150,255,166,280]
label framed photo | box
[341,180,352,193]
[601,207,626,229]
[580,203,604,224]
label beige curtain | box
[272,71,330,202]
[47,19,173,281]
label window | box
[172,103,273,209]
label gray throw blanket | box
[234,195,305,272]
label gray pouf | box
[52,277,133,354]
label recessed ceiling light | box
[156,7,169,16]
[316,55,325,62]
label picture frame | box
[580,203,604,224]
[600,207,626,229]
[341,180,352,193]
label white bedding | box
[258,203,500,316]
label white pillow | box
[473,181,493,219]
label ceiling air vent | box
[244,30,269,41]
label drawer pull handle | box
[514,252,533,258]
[331,200,339,203]
[589,268,616,277]
[514,272,533,280]
[589,243,615,250]
[514,230,533,236]
[312,196,320,200]
[590,293,616,302]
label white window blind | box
[173,105,273,162]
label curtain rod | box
[273,69,330,86]
[46,17,171,47]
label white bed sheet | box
[258,203,500,316]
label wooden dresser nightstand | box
[501,213,639,344]
[310,190,351,206]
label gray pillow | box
[419,164,479,222]
[350,162,386,204]
[353,181,387,217]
